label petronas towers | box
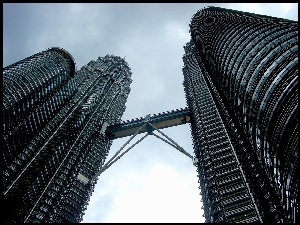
[3,6,298,223]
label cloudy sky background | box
[3,3,298,223]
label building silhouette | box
[2,6,298,224]
[183,6,297,223]
[3,48,132,223]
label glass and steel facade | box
[184,6,298,223]
[3,50,132,223]
[3,6,297,224]
[183,42,261,223]
[3,47,76,170]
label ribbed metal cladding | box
[183,41,261,223]
[3,53,132,223]
[3,48,76,171]
[187,6,297,223]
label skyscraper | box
[183,6,297,223]
[3,6,298,224]
[3,47,76,168]
[3,49,132,223]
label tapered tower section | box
[3,51,132,223]
[3,47,76,171]
[184,6,297,223]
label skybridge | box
[81,107,196,185]
[106,107,191,139]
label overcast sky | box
[3,3,298,223]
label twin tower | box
[3,7,298,223]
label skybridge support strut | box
[82,118,195,185]
[147,122,193,159]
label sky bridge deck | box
[106,107,191,139]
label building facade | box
[3,49,132,223]
[183,7,297,223]
[3,48,76,170]
[3,6,298,224]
